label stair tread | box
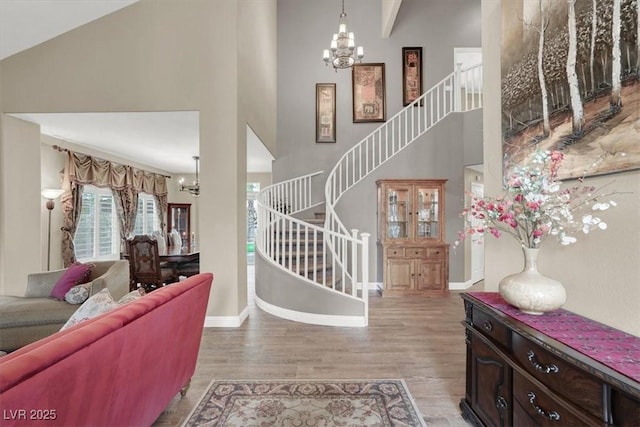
[275,242,323,248]
[305,218,325,224]
[274,229,324,235]
[277,253,324,259]
[281,261,330,271]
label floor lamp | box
[41,188,65,271]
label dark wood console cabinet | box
[461,293,640,427]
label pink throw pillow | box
[50,262,94,300]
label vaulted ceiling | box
[0,0,401,174]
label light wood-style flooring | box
[153,266,478,426]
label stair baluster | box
[256,64,482,327]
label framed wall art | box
[316,83,336,143]
[501,0,640,180]
[352,63,386,123]
[402,47,422,106]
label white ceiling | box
[12,111,201,174]
[1,0,274,174]
[0,0,138,61]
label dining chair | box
[126,235,177,292]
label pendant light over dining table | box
[178,156,200,196]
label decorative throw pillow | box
[118,288,145,304]
[60,288,118,330]
[50,262,94,300]
[64,283,92,304]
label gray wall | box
[275,0,482,283]
[255,253,365,318]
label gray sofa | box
[0,260,130,352]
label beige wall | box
[1,116,42,295]
[0,0,278,321]
[236,1,277,314]
[482,0,640,336]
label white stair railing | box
[256,171,370,313]
[256,63,482,327]
[324,63,483,284]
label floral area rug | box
[181,379,427,426]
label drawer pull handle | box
[528,392,561,421]
[483,321,493,332]
[496,395,508,411]
[527,350,559,374]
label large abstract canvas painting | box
[502,0,640,180]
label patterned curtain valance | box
[66,151,167,196]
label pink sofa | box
[0,273,213,426]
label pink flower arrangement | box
[456,150,619,249]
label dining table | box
[158,244,200,264]
[158,245,200,279]
[121,244,200,279]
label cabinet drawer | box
[513,370,598,426]
[471,308,509,348]
[426,247,446,258]
[403,247,446,258]
[512,332,604,421]
[387,247,403,258]
[405,247,428,257]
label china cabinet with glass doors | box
[376,179,449,296]
[167,203,191,249]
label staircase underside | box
[254,251,366,327]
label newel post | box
[360,232,370,326]
[351,229,359,296]
[455,62,463,112]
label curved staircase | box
[255,63,483,327]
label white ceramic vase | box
[498,247,566,315]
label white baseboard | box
[449,280,476,291]
[203,305,249,327]
[254,295,367,327]
[201,280,469,328]
[372,281,470,291]
[357,282,383,291]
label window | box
[74,185,119,261]
[75,188,159,262]
[247,183,260,252]
[133,193,159,236]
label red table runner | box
[468,292,640,383]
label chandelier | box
[322,0,364,70]
[179,156,200,196]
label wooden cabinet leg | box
[180,379,191,397]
